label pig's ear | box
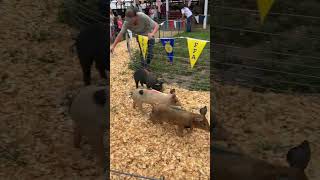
[170,89,176,94]
[200,106,207,115]
[286,140,311,170]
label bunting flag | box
[164,21,169,29]
[175,20,184,30]
[257,0,275,24]
[137,35,148,60]
[187,38,207,68]
[169,20,175,29]
[181,20,185,28]
[160,38,175,63]
[174,20,177,29]
[194,16,199,23]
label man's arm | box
[139,12,159,37]
[111,21,127,52]
[111,32,123,49]
[181,9,184,19]
[150,23,159,37]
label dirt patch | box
[110,41,210,179]
[0,0,106,179]
[214,83,320,180]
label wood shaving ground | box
[110,41,210,179]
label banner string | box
[127,31,210,42]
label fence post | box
[203,0,208,29]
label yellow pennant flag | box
[187,38,207,68]
[138,35,148,60]
[257,0,275,24]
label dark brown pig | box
[69,85,108,172]
[133,68,164,92]
[213,140,311,180]
[149,104,209,136]
[131,88,181,111]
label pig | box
[149,104,209,136]
[69,85,108,172]
[133,68,164,92]
[74,23,109,86]
[131,88,181,111]
[213,140,311,180]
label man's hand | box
[110,45,115,54]
[148,33,155,39]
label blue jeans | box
[136,37,155,68]
[186,16,192,32]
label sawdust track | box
[110,41,210,179]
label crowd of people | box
[110,2,164,43]
[110,1,195,40]
[110,1,195,68]
[110,9,124,43]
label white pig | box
[131,88,181,111]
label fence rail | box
[212,2,320,94]
[110,170,165,180]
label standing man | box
[110,6,159,68]
[181,4,193,32]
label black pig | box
[213,140,311,180]
[74,23,109,86]
[133,68,164,92]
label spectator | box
[134,0,143,12]
[117,15,123,29]
[160,3,166,19]
[153,5,159,21]
[181,4,193,32]
[110,10,115,43]
[149,5,155,20]
[111,6,159,68]
[156,0,162,12]
[145,3,151,16]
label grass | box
[177,30,210,41]
[129,30,210,91]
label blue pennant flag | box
[160,38,175,63]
